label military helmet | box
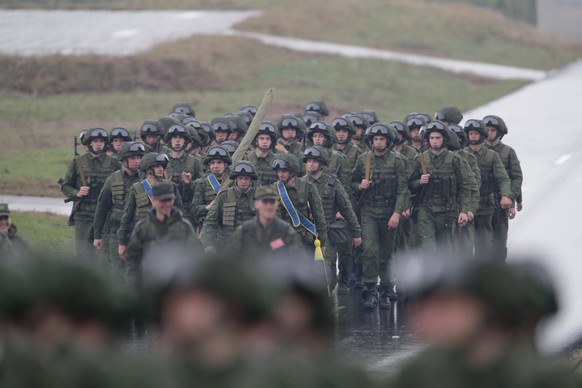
[448,124,467,147]
[168,112,188,122]
[272,153,301,174]
[445,128,461,150]
[221,141,239,156]
[414,112,432,123]
[79,129,89,145]
[211,117,233,134]
[236,110,253,127]
[140,120,163,141]
[361,110,379,126]
[83,127,109,146]
[513,262,558,323]
[117,141,146,161]
[303,145,330,166]
[435,106,463,124]
[204,146,232,166]
[463,119,488,141]
[305,100,329,117]
[278,113,306,137]
[172,102,195,118]
[308,121,335,148]
[424,120,450,141]
[255,121,278,148]
[406,116,425,130]
[199,121,215,147]
[331,116,355,139]
[365,122,396,146]
[303,112,322,129]
[157,116,181,136]
[164,123,191,143]
[225,114,248,137]
[390,120,411,142]
[230,161,257,180]
[240,105,258,117]
[110,127,131,141]
[348,113,370,132]
[181,117,202,147]
[483,115,508,136]
[140,152,169,171]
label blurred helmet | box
[272,153,301,175]
[109,127,131,142]
[302,145,330,166]
[204,146,232,166]
[117,141,145,161]
[140,152,169,172]
[230,161,257,180]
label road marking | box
[555,154,572,165]
[111,29,140,39]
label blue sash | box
[141,179,154,202]
[277,181,318,236]
[207,174,221,193]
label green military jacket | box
[274,177,327,246]
[277,139,304,157]
[94,169,140,239]
[306,173,361,239]
[61,153,121,221]
[322,148,352,200]
[486,141,523,205]
[165,152,204,212]
[456,150,481,215]
[199,186,256,248]
[245,150,279,186]
[190,171,232,227]
[334,141,363,171]
[352,150,410,215]
[409,150,472,213]
[142,142,168,154]
[117,178,183,246]
[466,146,511,215]
[228,217,303,259]
[125,207,198,286]
[6,224,30,257]
[0,233,14,258]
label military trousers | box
[395,217,415,254]
[456,220,475,259]
[360,207,396,286]
[74,219,96,261]
[491,207,509,261]
[106,231,125,283]
[416,205,458,251]
[473,213,493,260]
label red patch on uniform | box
[270,238,285,250]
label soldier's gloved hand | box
[458,213,468,227]
[181,171,192,184]
[508,208,517,220]
[352,237,362,248]
[118,245,126,260]
[93,239,104,250]
[77,186,90,197]
[517,202,523,212]
[419,174,431,185]
[359,179,372,190]
[205,246,216,254]
[388,213,400,229]
[467,211,474,222]
[500,196,512,209]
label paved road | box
[0,9,261,56]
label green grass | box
[0,0,282,10]
[237,0,582,70]
[10,211,75,257]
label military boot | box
[353,263,364,289]
[378,288,391,310]
[361,283,378,310]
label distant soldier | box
[0,203,29,257]
[275,114,306,157]
[117,152,183,260]
[171,101,195,118]
[245,121,279,186]
[272,153,327,251]
[464,119,512,260]
[347,113,370,152]
[224,113,248,143]
[190,146,232,229]
[406,115,427,153]
[408,121,472,251]
[93,141,144,280]
[305,100,330,119]
[434,106,463,125]
[209,117,233,146]
[200,161,257,253]
[61,127,121,261]
[304,146,361,292]
[332,117,364,173]
[484,115,523,261]
[181,117,204,158]
[125,182,199,288]
[108,126,132,159]
[352,123,409,309]
[139,120,166,153]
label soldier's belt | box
[421,196,456,205]
[364,196,394,206]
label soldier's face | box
[336,129,349,142]
[410,128,421,141]
[311,132,326,146]
[91,139,106,153]
[228,132,239,141]
[125,155,142,173]
[145,135,159,146]
[257,134,272,150]
[256,198,278,219]
[373,135,387,151]
[487,127,498,141]
[111,138,124,152]
[153,165,165,178]
[209,160,226,176]
[0,216,10,234]
[281,128,296,141]
[153,197,174,217]
[236,176,252,191]
[429,133,444,149]
[277,169,291,183]
[171,135,186,150]
[305,159,321,174]
[467,130,481,145]
[214,131,229,143]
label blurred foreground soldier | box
[117,152,183,260]
[61,127,121,261]
[352,123,409,309]
[409,121,471,251]
[304,146,361,293]
[108,126,132,158]
[484,115,523,261]
[273,154,327,251]
[390,257,581,388]
[139,120,166,153]
[126,182,198,288]
[229,186,302,258]
[200,161,257,253]
[464,119,512,260]
[275,114,305,157]
[245,121,279,186]
[94,142,144,280]
[0,203,29,257]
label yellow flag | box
[314,238,324,261]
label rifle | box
[327,164,340,188]
[354,152,372,215]
[412,153,429,221]
[66,137,88,226]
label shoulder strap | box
[207,174,221,193]
[76,156,88,186]
[141,179,154,201]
